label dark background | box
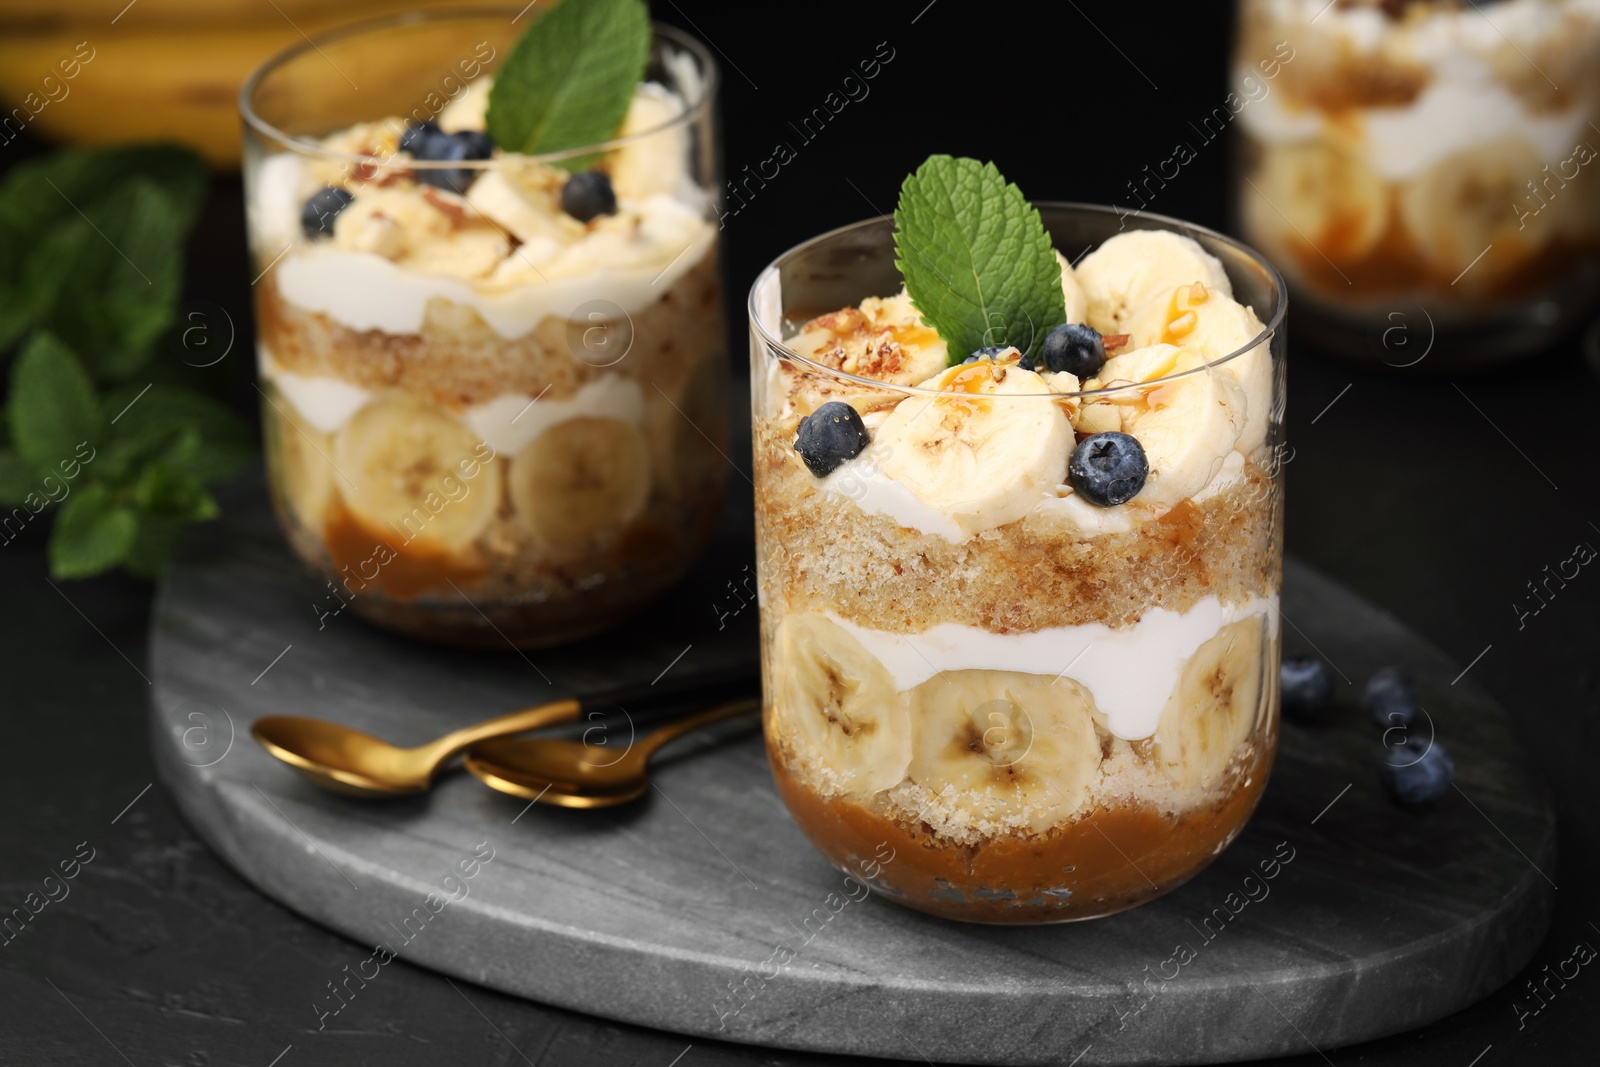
[3,1,1599,1064]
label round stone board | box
[149,481,1555,1065]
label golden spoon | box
[250,672,756,798]
[464,697,760,808]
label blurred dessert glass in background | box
[1233,0,1600,365]
[241,10,725,647]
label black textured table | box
[7,2,1600,1064]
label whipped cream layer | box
[258,348,645,454]
[252,81,715,340]
[823,447,1248,543]
[1240,0,1600,179]
[830,594,1279,741]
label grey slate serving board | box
[149,481,1555,1065]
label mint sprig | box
[486,0,652,169]
[893,156,1066,364]
[0,145,251,581]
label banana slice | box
[1399,136,1554,292]
[1075,231,1233,335]
[874,359,1073,535]
[262,388,336,530]
[772,614,911,794]
[510,416,650,548]
[332,396,501,551]
[1246,141,1388,264]
[1100,343,1245,507]
[787,289,949,387]
[1127,284,1272,458]
[1154,616,1267,790]
[609,85,690,201]
[907,671,1102,833]
[1056,250,1089,325]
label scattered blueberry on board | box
[1363,666,1418,728]
[962,345,1014,365]
[1379,738,1454,805]
[794,401,869,478]
[1039,323,1107,377]
[402,122,495,193]
[300,186,354,239]
[1280,655,1336,723]
[1068,431,1147,506]
[561,171,617,222]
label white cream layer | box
[824,448,1248,543]
[829,594,1279,741]
[1239,0,1600,179]
[272,200,713,339]
[257,348,644,455]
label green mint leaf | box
[30,180,184,379]
[0,144,205,239]
[893,156,1067,364]
[105,384,252,486]
[48,482,137,579]
[486,0,651,167]
[122,511,189,580]
[9,332,100,471]
[0,451,36,506]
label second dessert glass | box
[241,10,725,647]
[750,205,1287,923]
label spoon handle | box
[637,697,761,759]
[425,698,583,764]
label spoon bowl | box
[465,697,759,808]
[251,698,580,798]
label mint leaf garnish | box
[49,483,137,580]
[9,331,100,471]
[486,0,652,168]
[893,156,1067,365]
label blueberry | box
[1379,738,1454,805]
[399,122,441,156]
[561,171,617,222]
[1040,323,1106,377]
[1363,667,1418,728]
[1068,432,1147,507]
[409,128,494,193]
[794,401,868,478]
[300,186,354,239]
[1280,655,1336,722]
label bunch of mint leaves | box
[0,145,251,580]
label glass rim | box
[239,6,718,169]
[747,202,1288,401]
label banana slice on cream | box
[1127,284,1272,458]
[906,670,1102,832]
[1098,343,1245,508]
[1153,615,1267,790]
[773,614,911,794]
[1075,231,1233,335]
[874,359,1073,535]
[333,396,502,551]
[264,389,337,530]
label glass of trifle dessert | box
[751,156,1287,923]
[240,1,725,646]
[1233,0,1600,365]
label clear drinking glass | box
[241,10,725,648]
[1232,0,1600,366]
[749,205,1287,923]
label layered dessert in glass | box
[1234,0,1600,363]
[751,195,1286,923]
[240,9,724,646]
